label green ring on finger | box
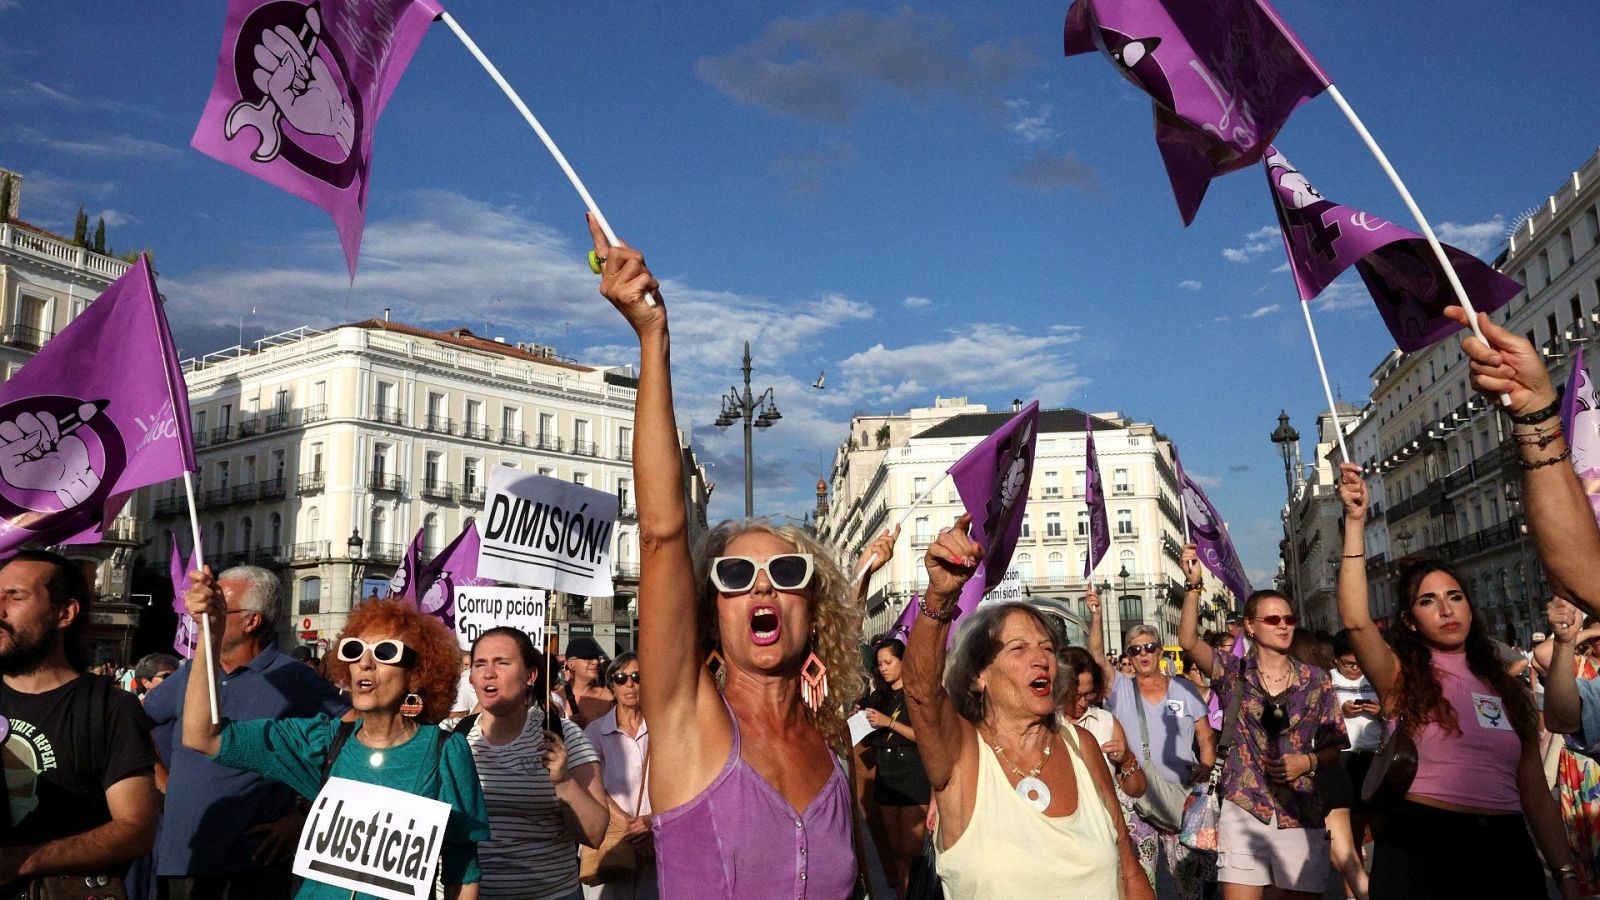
[588,250,605,275]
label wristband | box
[1509,391,1562,425]
[918,593,957,622]
[1185,582,1204,591]
[1518,447,1572,470]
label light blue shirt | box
[1108,672,1208,785]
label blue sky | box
[3,0,1597,584]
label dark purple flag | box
[0,256,195,553]
[888,592,918,644]
[1083,417,1111,578]
[949,402,1040,632]
[1266,147,1520,352]
[416,520,491,633]
[1561,347,1600,527]
[1173,449,1253,607]
[170,534,202,659]
[1064,0,1329,224]
[387,524,425,605]
[193,0,442,277]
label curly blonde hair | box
[693,519,863,754]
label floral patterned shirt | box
[1212,653,1347,828]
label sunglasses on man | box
[710,553,814,593]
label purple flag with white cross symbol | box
[1064,0,1330,224]
[1561,347,1600,527]
[393,519,490,632]
[948,402,1040,634]
[1083,417,1111,579]
[192,0,443,277]
[1265,147,1520,352]
[170,534,203,659]
[1173,448,1253,608]
[0,255,194,554]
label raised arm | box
[589,220,700,724]
[1544,597,1584,735]
[1176,545,1218,679]
[1083,584,1114,687]
[180,568,225,757]
[854,527,899,603]
[1449,306,1600,619]
[902,515,981,839]
[1336,463,1400,700]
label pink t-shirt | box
[1408,649,1523,811]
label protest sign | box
[980,567,1025,607]
[478,468,617,595]
[452,585,547,651]
[293,776,451,900]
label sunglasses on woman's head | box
[610,671,641,685]
[337,637,413,666]
[710,553,814,593]
[1124,642,1160,657]
[1254,614,1298,627]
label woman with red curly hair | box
[181,574,490,899]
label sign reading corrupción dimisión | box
[477,468,617,596]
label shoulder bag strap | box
[1207,672,1248,785]
[320,719,358,787]
[1131,683,1156,766]
[633,750,651,817]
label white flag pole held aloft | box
[852,472,952,588]
[438,12,656,307]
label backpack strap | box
[320,719,358,787]
[456,713,481,737]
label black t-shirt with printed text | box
[0,673,155,863]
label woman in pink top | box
[589,219,887,900]
[1336,465,1577,899]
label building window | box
[1071,470,1084,497]
[1046,511,1062,537]
[1043,471,1060,497]
[425,451,443,490]
[539,412,556,445]
[369,507,386,547]
[1015,552,1033,577]
[217,461,230,490]
[309,442,324,475]
[268,513,282,553]
[371,443,389,479]
[915,516,931,544]
[195,410,206,434]
[423,513,440,556]
[464,457,481,496]
[1076,510,1089,537]
[618,478,631,509]
[1119,549,1136,575]
[239,517,253,554]
[1116,509,1134,535]
[1118,594,1142,626]
[913,476,928,498]
[1047,552,1065,581]
[306,507,320,541]
[300,577,322,616]
[1020,514,1030,538]
[1113,468,1130,493]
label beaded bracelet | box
[918,593,957,622]
[1517,447,1572,471]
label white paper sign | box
[293,776,452,900]
[979,567,1024,606]
[478,469,617,596]
[453,586,547,651]
[848,709,876,747]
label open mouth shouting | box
[354,677,377,695]
[750,604,781,646]
[1028,675,1052,698]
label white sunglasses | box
[710,553,814,593]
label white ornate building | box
[143,317,709,654]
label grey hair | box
[943,601,1070,725]
[1123,623,1161,649]
[218,565,283,635]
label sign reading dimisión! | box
[477,468,617,596]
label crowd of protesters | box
[4,239,1599,900]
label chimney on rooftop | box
[383,307,391,322]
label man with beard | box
[0,549,159,895]
[143,565,347,899]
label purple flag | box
[949,402,1040,632]
[0,256,194,553]
[416,520,491,632]
[1266,147,1520,352]
[1173,450,1253,607]
[170,534,202,659]
[1083,417,1111,578]
[192,0,442,277]
[1064,0,1329,224]
[1561,347,1600,527]
[387,525,426,604]
[888,592,918,644]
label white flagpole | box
[438,12,656,307]
[180,471,219,725]
[1298,301,1351,462]
[852,472,951,588]
[1325,84,1506,404]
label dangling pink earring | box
[705,646,726,679]
[800,651,829,713]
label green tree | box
[73,207,88,246]
[92,217,106,254]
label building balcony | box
[253,545,285,566]
[230,482,259,503]
[264,411,290,432]
[617,446,632,462]
[1112,486,1133,496]
[202,488,230,508]
[421,480,456,501]
[209,425,232,444]
[499,428,526,448]
[259,477,287,500]
[573,439,598,457]
[461,486,486,506]
[535,432,563,452]
[0,223,133,281]
[366,542,404,564]
[615,563,641,581]
[1114,528,1139,541]
[290,541,330,562]
[302,403,328,424]
[368,473,406,493]
[1437,520,1520,563]
[297,472,325,493]
[153,496,184,517]
[236,417,260,438]
[911,531,934,547]
[373,406,404,427]
[104,516,142,543]
[4,324,53,352]
[425,414,453,435]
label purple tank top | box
[651,701,856,900]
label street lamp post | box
[346,529,366,611]
[1270,411,1303,612]
[1098,579,1114,649]
[714,340,782,519]
[1118,564,1135,626]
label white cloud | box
[13,127,178,159]
[93,209,136,227]
[1436,215,1507,257]
[1312,280,1371,313]
[1221,225,1281,263]
[1178,279,1202,291]
[902,295,933,310]
[1004,98,1058,144]
[837,323,1087,407]
[1271,262,1290,273]
[1246,304,1280,319]
[1190,472,1223,489]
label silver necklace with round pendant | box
[367,725,413,767]
[990,734,1053,812]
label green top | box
[215,714,490,898]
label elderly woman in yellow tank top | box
[902,515,1153,899]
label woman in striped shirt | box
[451,626,612,900]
